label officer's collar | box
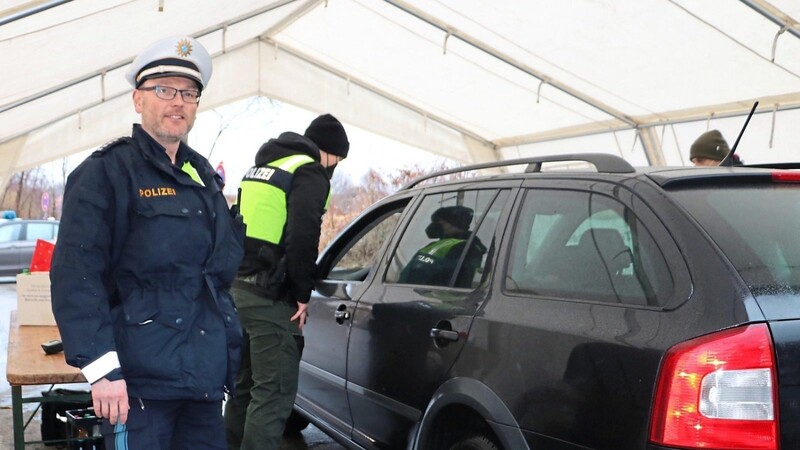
[173,143,192,166]
[133,124,192,166]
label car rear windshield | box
[668,183,800,292]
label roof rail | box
[400,153,635,190]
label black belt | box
[232,274,286,301]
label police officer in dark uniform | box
[50,35,245,450]
[223,114,349,450]
[399,205,486,288]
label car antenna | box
[719,101,758,167]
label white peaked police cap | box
[125,35,212,91]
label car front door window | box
[386,190,503,288]
[328,211,402,282]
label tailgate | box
[770,319,800,448]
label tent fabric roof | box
[2,0,800,189]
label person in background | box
[690,129,743,166]
[50,35,245,450]
[399,205,487,288]
[224,114,349,450]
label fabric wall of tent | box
[2,0,800,192]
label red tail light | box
[650,324,779,449]
[772,171,800,183]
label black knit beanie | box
[432,206,473,231]
[690,129,729,162]
[304,114,350,158]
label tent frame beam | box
[497,93,800,147]
[740,0,800,40]
[0,0,73,27]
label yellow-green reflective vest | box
[238,155,328,245]
[181,161,205,186]
[418,238,466,258]
[398,237,467,285]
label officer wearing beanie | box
[690,129,730,166]
[51,36,245,449]
[399,206,487,288]
[224,114,349,450]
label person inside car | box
[399,205,486,288]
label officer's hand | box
[91,378,129,425]
[291,301,309,330]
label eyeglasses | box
[138,85,201,103]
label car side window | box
[26,223,57,241]
[506,189,674,307]
[386,189,505,289]
[0,223,23,243]
[327,210,403,282]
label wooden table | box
[6,311,89,450]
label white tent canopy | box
[2,0,800,190]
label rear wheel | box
[448,434,499,450]
[283,410,310,435]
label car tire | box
[448,434,499,450]
[283,410,310,435]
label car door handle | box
[334,309,351,324]
[430,328,459,342]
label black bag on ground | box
[40,388,98,448]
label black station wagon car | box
[291,154,800,450]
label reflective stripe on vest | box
[238,154,315,244]
[419,238,465,258]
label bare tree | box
[1,168,53,219]
[207,97,278,162]
[318,161,461,252]
[14,170,26,214]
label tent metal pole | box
[0,0,73,27]
[739,0,800,40]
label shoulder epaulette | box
[92,137,133,156]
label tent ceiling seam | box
[669,0,800,79]
[382,0,638,127]
[0,96,121,147]
[259,0,324,40]
[404,0,655,119]
[352,0,609,129]
[260,38,494,147]
[0,0,137,42]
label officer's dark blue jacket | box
[51,124,245,401]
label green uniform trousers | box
[224,286,301,450]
